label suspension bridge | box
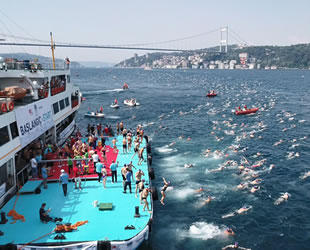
[0,27,248,54]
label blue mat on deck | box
[19,180,43,194]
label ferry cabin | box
[0,59,81,207]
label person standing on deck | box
[92,151,99,173]
[96,160,103,182]
[119,121,124,133]
[121,164,128,188]
[132,141,140,160]
[31,155,38,178]
[102,166,108,188]
[122,137,127,154]
[123,167,132,193]
[59,169,69,196]
[116,123,120,135]
[112,138,118,153]
[42,165,48,189]
[35,151,43,177]
[73,165,83,190]
[127,133,132,152]
[67,156,73,174]
[138,147,145,165]
[127,161,136,181]
[135,169,145,197]
[110,160,118,183]
[141,188,152,213]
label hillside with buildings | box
[115,44,310,70]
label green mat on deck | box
[98,203,113,210]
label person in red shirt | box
[73,166,83,190]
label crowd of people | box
[32,121,161,223]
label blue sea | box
[73,68,310,250]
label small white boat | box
[124,99,140,107]
[84,112,105,118]
[110,103,120,109]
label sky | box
[0,0,309,63]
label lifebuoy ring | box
[8,101,14,111]
[1,102,7,113]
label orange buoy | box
[1,102,7,113]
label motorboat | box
[84,112,105,118]
[235,107,259,115]
[206,92,217,98]
[110,103,120,109]
[124,99,139,107]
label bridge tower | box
[219,27,228,53]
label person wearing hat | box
[59,169,69,196]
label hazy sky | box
[0,0,309,63]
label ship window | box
[0,126,10,147]
[53,102,59,114]
[67,75,70,83]
[10,122,19,139]
[65,97,69,107]
[59,99,65,110]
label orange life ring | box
[1,102,7,113]
[8,101,14,111]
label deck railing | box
[0,61,69,71]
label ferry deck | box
[0,135,153,249]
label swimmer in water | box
[168,142,176,147]
[204,196,213,204]
[195,187,204,193]
[250,179,262,185]
[222,242,251,250]
[274,192,290,205]
[184,163,194,169]
[250,185,260,193]
[224,228,235,236]
[208,166,225,173]
[236,205,251,214]
[300,171,310,180]
[160,177,170,205]
[237,182,247,190]
[269,164,275,172]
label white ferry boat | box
[0,57,156,250]
[0,58,81,206]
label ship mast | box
[50,32,56,70]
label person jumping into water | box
[160,177,170,205]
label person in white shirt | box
[31,157,38,178]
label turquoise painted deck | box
[0,136,152,245]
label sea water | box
[73,68,310,250]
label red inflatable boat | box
[206,92,217,98]
[235,108,259,115]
